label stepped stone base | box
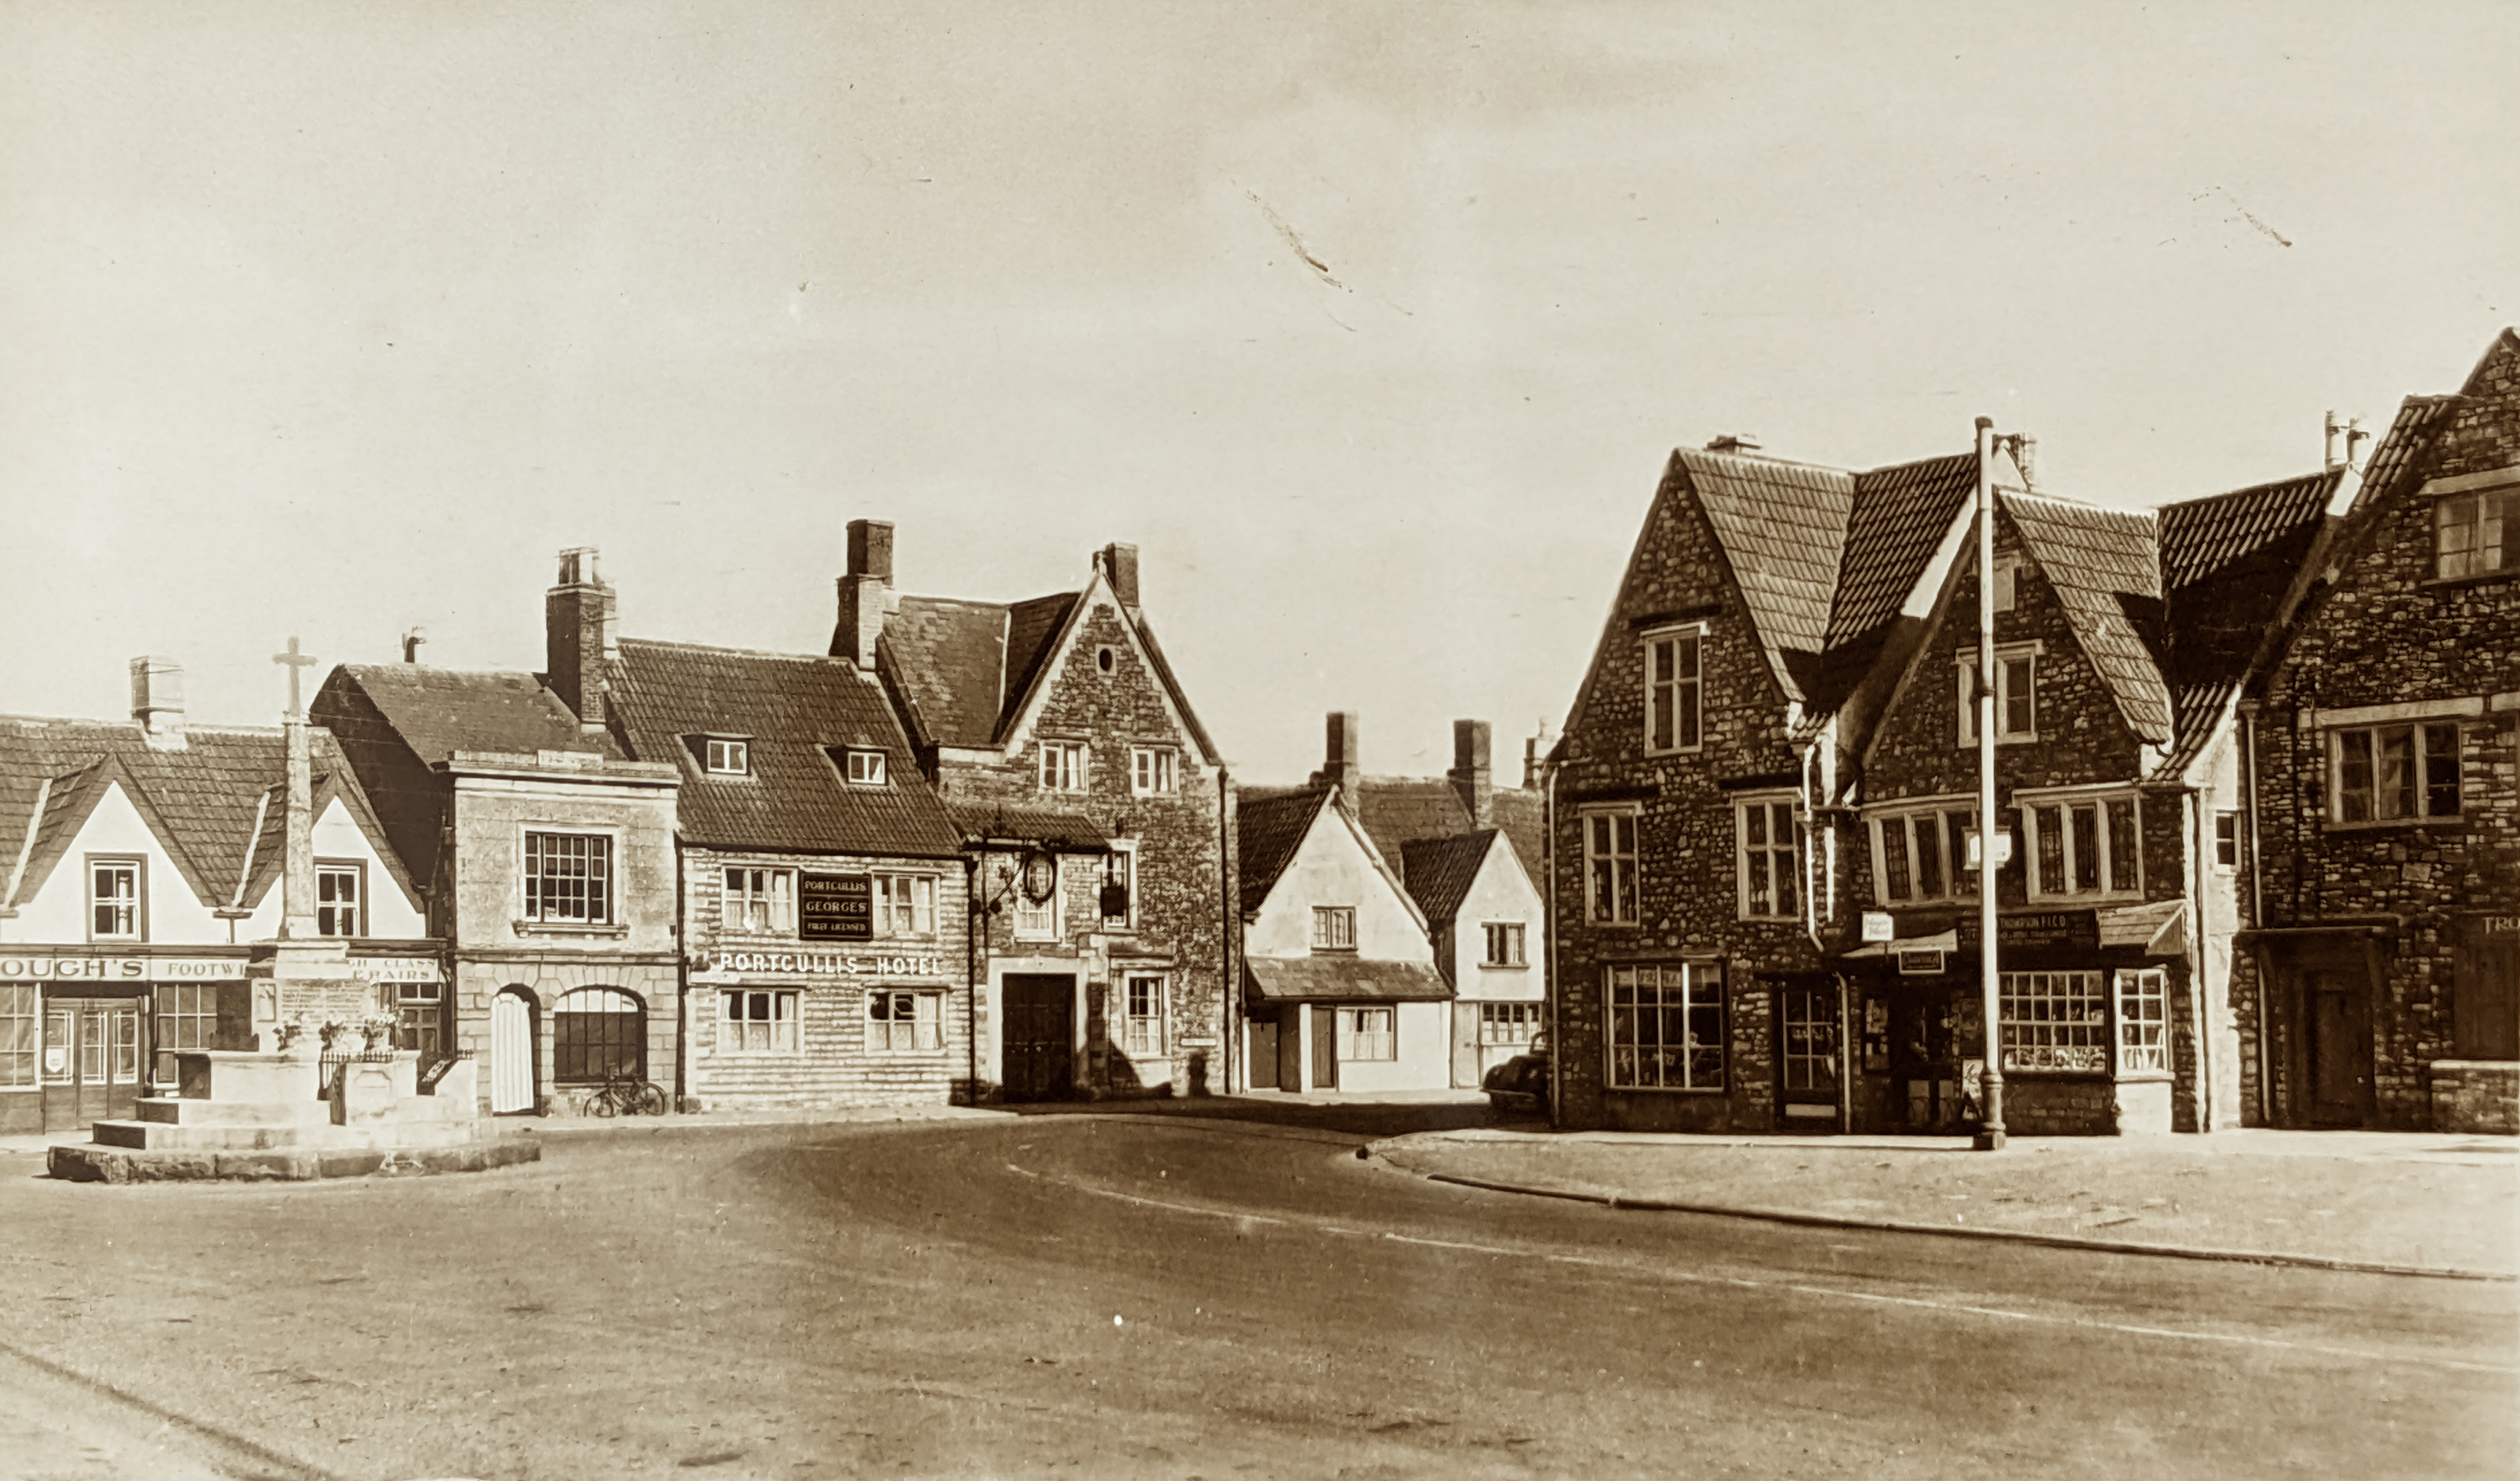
[48,1138,541,1184]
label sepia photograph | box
[0,2,2513,1477]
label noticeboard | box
[798,872,873,942]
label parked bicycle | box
[577,1072,669,1118]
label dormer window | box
[843,748,885,785]
[700,738,750,775]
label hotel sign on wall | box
[694,950,950,982]
[798,872,873,942]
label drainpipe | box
[2240,701,2270,1127]
[2187,788,2213,1132]
[1218,766,1236,1095]
[1544,756,1562,1129]
[965,853,980,1106]
[675,838,690,1115]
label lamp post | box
[1973,418,2008,1152]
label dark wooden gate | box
[42,998,142,1132]
[1309,1004,1337,1092]
[2307,969,2373,1126]
[1002,974,1075,1102]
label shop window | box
[1121,975,1165,1057]
[394,979,444,1060]
[1131,747,1178,796]
[316,861,362,937]
[724,867,796,933]
[1481,922,1525,967]
[1643,628,1704,754]
[1039,742,1088,793]
[2021,793,2141,899]
[524,832,612,924]
[876,873,937,937]
[0,983,33,1088]
[153,983,219,1084]
[1958,647,2038,745]
[2434,488,2514,579]
[721,990,800,1053]
[1477,1002,1538,1046]
[89,857,142,941]
[1606,961,1724,1091]
[2329,722,2460,823]
[1337,1006,1395,1061]
[1735,796,1799,919]
[1311,906,1356,951]
[552,987,643,1084]
[1582,809,1640,926]
[1998,971,2108,1073]
[2115,969,2168,1076]
[868,990,942,1052]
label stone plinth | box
[176,1049,321,1106]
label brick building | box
[840,523,1230,1099]
[2240,328,2520,1134]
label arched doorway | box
[490,988,537,1115]
[553,987,646,1089]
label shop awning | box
[1837,929,1958,960]
[1244,956,1452,1005]
[2097,899,2187,954]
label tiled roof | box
[1828,454,1979,650]
[1486,790,1545,888]
[1235,785,1331,915]
[1349,777,1468,869]
[0,717,361,911]
[334,665,620,764]
[2003,494,2174,743]
[603,638,961,858]
[945,800,1108,847]
[1000,593,1079,732]
[1398,830,1496,926]
[880,597,1010,749]
[2152,471,2336,775]
[1682,450,1856,702]
[1243,955,1452,1004]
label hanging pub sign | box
[1957,910,2098,954]
[798,872,873,942]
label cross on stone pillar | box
[273,637,319,939]
[273,635,318,721]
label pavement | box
[1368,1121,2520,1278]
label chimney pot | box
[1102,543,1141,609]
[546,546,615,732]
[848,520,894,581]
[129,656,186,748]
[1704,434,1762,455]
[835,521,894,672]
[1320,712,1361,809]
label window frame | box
[521,830,615,925]
[723,865,798,935]
[2114,968,2169,1079]
[1038,740,1089,793]
[1604,960,1726,1093]
[2433,487,2515,581]
[2016,788,2144,901]
[1580,806,1641,928]
[866,989,944,1053]
[1865,801,1979,906]
[1012,857,1061,942]
[0,982,36,1089]
[1336,1006,1396,1062]
[1641,625,1706,756]
[1130,746,1179,797]
[719,989,802,1054]
[702,737,751,776]
[1734,793,1801,922]
[1477,1001,1539,1047]
[874,872,938,938]
[1310,905,1357,952]
[314,858,365,938]
[842,748,887,786]
[1120,974,1166,1058]
[2327,720,2462,826]
[1098,844,1135,930]
[152,982,219,1085]
[2213,811,2239,873]
[1480,921,1527,968]
[1957,642,2041,746]
[86,855,144,943]
[393,979,443,1059]
[1998,970,2110,1074]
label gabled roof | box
[1397,830,1497,926]
[1683,449,1856,702]
[2151,470,2338,776]
[602,638,962,858]
[2003,494,2174,744]
[945,800,1107,848]
[1827,454,1982,651]
[333,665,620,764]
[1336,776,1545,893]
[1234,785,1333,916]
[0,717,393,914]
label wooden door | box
[1275,1008,1302,1091]
[1776,984,1841,1129]
[42,999,142,1132]
[1002,974,1075,1102]
[1247,1014,1279,1090]
[490,990,536,1114]
[1310,1005,1337,1092]
[2307,970,2373,1127]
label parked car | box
[1481,1034,1551,1118]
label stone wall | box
[452,956,679,1116]
[2431,1061,2519,1135]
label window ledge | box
[2320,817,2464,834]
[2114,1071,2174,1085]
[1310,945,1360,956]
[1478,961,1530,972]
[1606,1085,1727,1096]
[513,921,629,939]
[2423,570,2515,591]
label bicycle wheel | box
[634,1081,669,1116]
[583,1084,619,1118]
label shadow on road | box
[1001,1092,1512,1139]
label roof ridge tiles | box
[615,635,858,665]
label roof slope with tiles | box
[0,717,364,910]
[1683,450,1856,703]
[333,665,620,764]
[1234,785,1332,916]
[2002,494,2174,744]
[603,638,962,857]
[1340,776,1545,893]
[2152,470,2337,775]
[1396,830,1497,926]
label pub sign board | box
[1957,910,2099,955]
[798,872,873,942]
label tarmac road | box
[0,1111,2511,1480]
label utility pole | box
[1973,419,2008,1152]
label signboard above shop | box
[1957,911,2099,954]
[799,872,873,942]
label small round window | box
[1095,646,1116,674]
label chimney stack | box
[545,547,617,733]
[129,656,186,750]
[834,519,896,672]
[1448,719,1493,826]
[1320,712,1362,811]
[1522,719,1554,788]
[1101,543,1141,610]
[1704,433,1762,455]
[402,626,427,663]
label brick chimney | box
[545,547,616,733]
[1320,712,1362,811]
[1704,433,1762,455]
[1101,543,1140,610]
[128,656,186,750]
[1448,719,1493,826]
[834,519,895,672]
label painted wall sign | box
[697,950,948,980]
[349,958,444,984]
[798,872,873,942]
[1956,911,2099,954]
[0,956,244,981]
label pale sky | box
[3,1,2511,783]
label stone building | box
[312,620,681,1117]
[838,522,1231,1099]
[1,657,433,1133]
[2241,328,2520,1134]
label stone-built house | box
[1235,762,1452,1093]
[1546,433,2331,1136]
[2,658,431,1133]
[312,611,682,1117]
[2241,328,2520,1134]
[837,522,1230,1100]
